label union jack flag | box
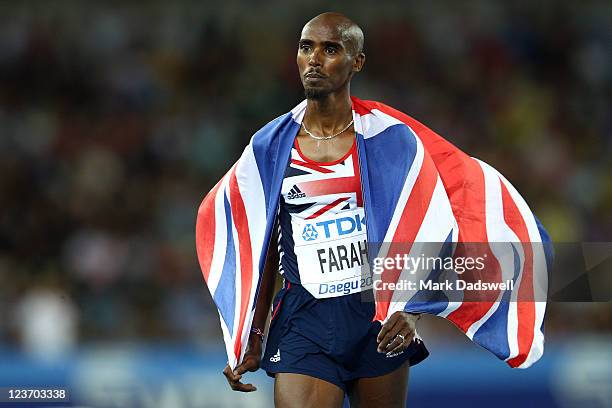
[196,97,552,369]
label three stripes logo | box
[287,185,306,200]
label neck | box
[304,87,353,134]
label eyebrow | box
[298,39,344,49]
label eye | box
[325,47,337,54]
[300,44,311,52]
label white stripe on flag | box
[207,169,233,297]
[227,184,242,360]
[234,143,268,366]
[218,307,235,369]
[291,100,307,123]
[359,108,405,140]
[499,174,548,368]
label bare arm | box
[222,226,279,392]
[252,227,280,333]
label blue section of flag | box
[251,113,300,218]
[535,215,552,333]
[472,244,521,360]
[404,230,454,315]
[251,113,299,307]
[360,124,417,243]
[535,215,554,277]
[213,194,237,336]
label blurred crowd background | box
[0,1,610,406]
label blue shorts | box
[260,282,429,392]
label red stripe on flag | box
[298,176,361,201]
[306,197,349,220]
[228,166,254,363]
[196,176,225,281]
[351,96,373,115]
[442,156,499,333]
[373,151,437,321]
[500,180,535,368]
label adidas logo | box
[269,349,281,363]
[287,185,306,200]
[385,349,405,359]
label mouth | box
[304,71,326,79]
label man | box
[222,13,427,407]
[197,10,549,408]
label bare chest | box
[295,132,356,163]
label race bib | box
[292,208,373,298]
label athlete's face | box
[297,21,364,99]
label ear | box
[352,52,365,73]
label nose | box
[308,48,322,67]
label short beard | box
[304,87,329,100]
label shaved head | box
[303,12,364,56]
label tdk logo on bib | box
[315,214,366,239]
[302,224,319,241]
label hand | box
[222,334,262,392]
[376,311,420,355]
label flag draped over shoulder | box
[196,97,552,370]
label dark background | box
[0,1,610,407]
